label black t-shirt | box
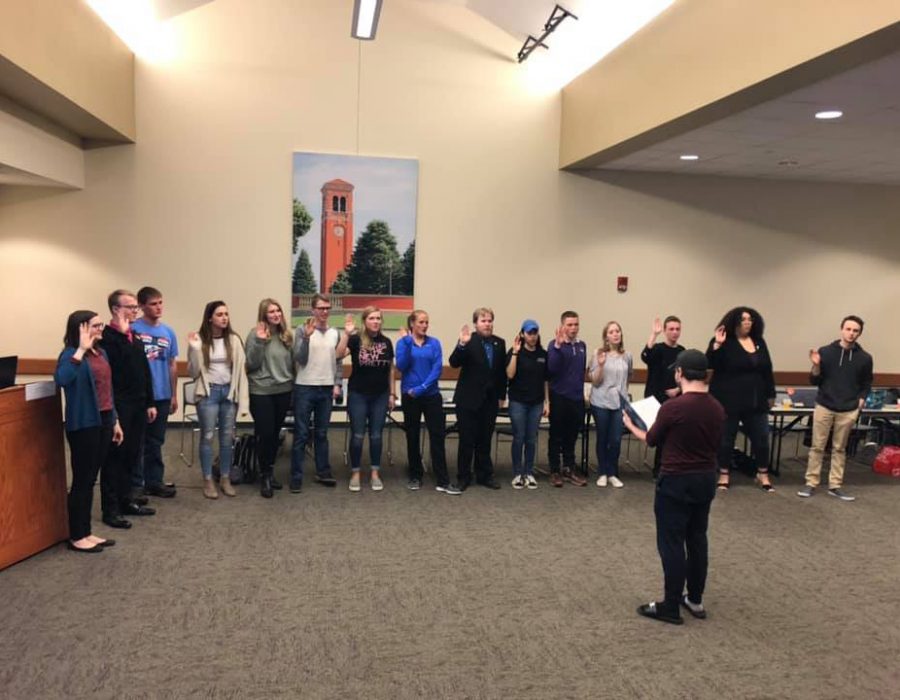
[347,334,394,396]
[646,392,725,476]
[641,342,684,403]
[506,345,548,404]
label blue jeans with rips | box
[198,383,236,480]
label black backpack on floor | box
[231,434,259,484]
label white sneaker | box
[525,474,538,490]
[511,475,525,490]
[349,473,361,492]
[609,476,624,488]
[596,475,608,488]
[370,472,384,491]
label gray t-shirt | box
[589,351,633,409]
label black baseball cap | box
[668,349,708,373]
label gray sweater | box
[245,332,295,395]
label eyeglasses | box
[314,306,332,312]
[117,305,140,311]
[90,322,106,330]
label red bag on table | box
[873,446,900,477]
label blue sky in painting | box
[292,152,419,288]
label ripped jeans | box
[347,390,389,472]
[197,383,236,480]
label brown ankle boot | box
[220,476,237,497]
[203,478,219,499]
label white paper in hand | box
[619,392,661,431]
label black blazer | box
[449,334,508,410]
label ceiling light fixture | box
[351,0,383,40]
[517,4,578,63]
[679,154,699,161]
[815,110,843,120]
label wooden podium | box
[0,385,69,570]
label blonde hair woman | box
[590,321,633,488]
[246,298,294,498]
[340,306,394,492]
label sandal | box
[637,601,683,625]
[756,477,775,492]
[716,479,730,491]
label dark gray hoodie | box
[811,340,873,412]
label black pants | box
[139,398,171,488]
[101,400,146,517]
[403,392,450,487]
[249,391,292,477]
[66,413,113,540]
[548,392,583,472]
[718,410,770,476]
[654,472,717,612]
[456,398,498,485]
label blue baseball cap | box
[521,319,539,333]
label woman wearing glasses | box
[187,300,249,500]
[54,311,123,552]
[245,298,294,498]
[505,319,549,489]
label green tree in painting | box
[292,198,313,254]
[330,269,353,295]
[292,249,317,294]
[395,240,415,296]
[345,220,402,294]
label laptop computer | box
[0,356,17,390]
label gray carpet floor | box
[2,427,898,700]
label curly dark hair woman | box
[706,306,776,492]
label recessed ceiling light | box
[815,110,843,120]
[679,154,699,161]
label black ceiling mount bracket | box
[517,4,578,64]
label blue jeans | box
[198,384,236,480]
[592,406,624,477]
[347,390,389,472]
[508,400,542,476]
[291,385,334,483]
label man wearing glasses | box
[290,294,345,492]
[99,290,158,529]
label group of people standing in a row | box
[55,287,874,558]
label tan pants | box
[805,404,859,489]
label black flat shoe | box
[102,516,132,529]
[67,541,103,553]
[145,483,177,498]
[637,602,683,625]
[270,477,283,490]
[477,479,501,490]
[314,474,337,487]
[122,503,156,516]
[131,494,150,506]
[95,539,116,548]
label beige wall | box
[560,0,900,168]
[0,0,898,372]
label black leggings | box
[718,410,770,476]
[66,413,113,540]
[249,391,292,475]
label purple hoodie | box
[547,340,587,400]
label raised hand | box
[343,313,356,336]
[459,324,472,345]
[255,321,269,340]
[596,349,607,366]
[652,317,662,335]
[78,322,93,352]
[809,348,821,366]
[512,334,522,353]
[554,325,565,348]
[303,317,316,338]
[114,305,130,333]
[187,331,201,345]
[398,326,409,339]
[714,325,727,346]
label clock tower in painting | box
[319,179,354,293]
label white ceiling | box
[596,50,900,184]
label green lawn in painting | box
[291,310,408,331]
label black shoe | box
[102,516,132,529]
[314,473,337,487]
[146,483,177,498]
[477,479,501,490]
[458,480,471,492]
[289,479,303,493]
[270,477,283,490]
[122,502,156,516]
[637,602,683,625]
[96,539,116,548]
[260,476,273,499]
[131,494,150,506]
[67,541,103,553]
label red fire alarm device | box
[617,276,628,293]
